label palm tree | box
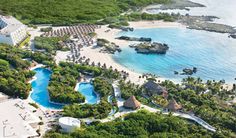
[102,63,107,69]
[233,84,236,91]
[91,61,95,66]
[97,62,101,67]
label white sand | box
[80,21,184,84]
[55,51,71,64]
[0,99,40,138]
[128,20,185,29]
[80,47,147,85]
[95,20,184,47]
[0,92,5,98]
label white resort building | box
[59,117,81,132]
[0,16,27,46]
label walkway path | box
[141,105,216,132]
[81,82,216,132]
[106,82,216,132]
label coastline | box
[80,21,184,85]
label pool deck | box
[0,99,40,138]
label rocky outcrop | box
[97,39,121,54]
[178,15,236,34]
[120,27,134,32]
[116,36,152,42]
[229,34,236,39]
[130,42,169,54]
[180,67,197,75]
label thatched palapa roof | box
[123,96,141,110]
[166,99,182,111]
[143,80,167,95]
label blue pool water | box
[113,28,236,83]
[77,82,98,104]
[30,68,63,109]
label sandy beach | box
[128,20,185,29]
[80,21,184,85]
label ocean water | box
[77,82,98,104]
[113,28,236,83]
[30,68,63,109]
[146,0,236,26]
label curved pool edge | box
[75,82,100,104]
[28,67,64,110]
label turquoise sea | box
[112,28,236,83]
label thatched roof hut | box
[143,80,168,96]
[166,99,182,112]
[123,96,141,110]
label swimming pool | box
[76,82,99,104]
[30,68,63,109]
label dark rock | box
[120,27,134,32]
[229,34,236,39]
[181,67,197,75]
[174,71,179,75]
[116,36,152,42]
[182,68,194,75]
[193,67,197,73]
[178,15,236,34]
[132,42,169,54]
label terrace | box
[0,99,40,138]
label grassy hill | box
[0,0,170,25]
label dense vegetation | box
[93,77,113,99]
[34,37,69,54]
[0,59,34,98]
[125,12,176,22]
[63,100,112,119]
[48,63,85,104]
[99,12,177,28]
[159,77,236,137]
[48,61,120,105]
[44,110,226,138]
[119,80,148,103]
[117,77,236,137]
[0,44,52,98]
[0,0,170,25]
[62,77,113,119]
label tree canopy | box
[44,110,221,138]
[0,0,170,25]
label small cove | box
[113,28,236,83]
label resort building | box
[123,95,141,110]
[143,80,168,98]
[0,16,27,46]
[166,99,182,112]
[59,117,81,132]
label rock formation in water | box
[180,67,197,75]
[120,27,134,32]
[229,34,236,39]
[116,36,152,42]
[130,42,169,54]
